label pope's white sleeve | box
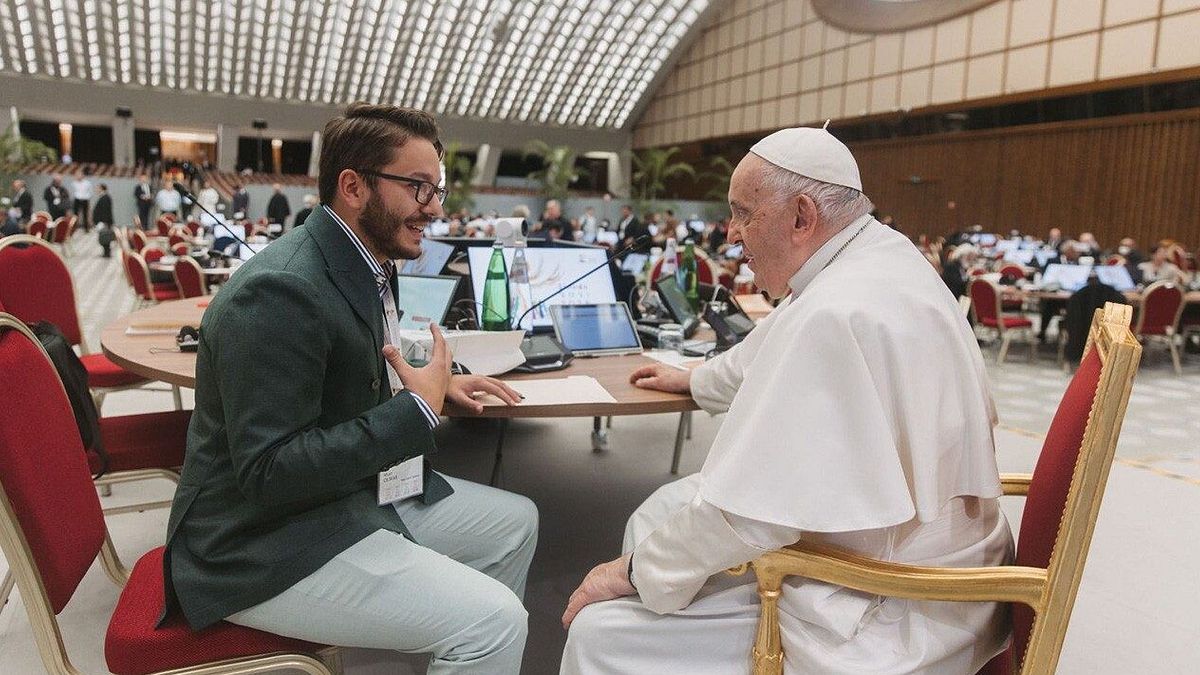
[689,300,786,413]
[632,494,802,614]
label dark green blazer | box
[162,207,452,630]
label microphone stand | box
[172,181,256,255]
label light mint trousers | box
[227,475,538,675]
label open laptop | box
[400,238,456,276]
[394,274,460,330]
[655,276,701,338]
[549,302,643,357]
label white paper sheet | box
[642,349,704,370]
[480,375,616,406]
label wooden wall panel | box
[850,109,1200,249]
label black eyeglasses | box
[357,169,447,206]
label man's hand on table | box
[446,374,523,413]
[383,324,451,415]
[562,553,636,629]
[629,363,692,394]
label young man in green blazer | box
[162,103,537,674]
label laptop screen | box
[550,303,641,354]
[395,274,459,330]
[400,238,456,276]
[656,276,700,336]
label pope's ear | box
[794,193,818,231]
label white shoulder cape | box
[697,223,1001,532]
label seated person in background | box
[162,102,537,674]
[1064,273,1128,362]
[1138,245,1188,285]
[1114,237,1146,282]
[1077,232,1102,260]
[560,127,1012,674]
[940,243,978,300]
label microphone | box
[513,234,652,331]
[173,182,253,254]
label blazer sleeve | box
[208,270,437,506]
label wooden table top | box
[100,297,700,419]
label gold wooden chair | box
[731,302,1141,675]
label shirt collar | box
[787,213,874,297]
[323,204,395,298]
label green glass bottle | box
[682,241,700,311]
[481,242,511,330]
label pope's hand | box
[445,374,523,413]
[628,363,691,394]
[383,324,451,416]
[562,554,636,629]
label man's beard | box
[359,191,425,260]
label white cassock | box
[562,215,1014,674]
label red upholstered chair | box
[174,255,209,298]
[142,247,166,263]
[32,210,52,223]
[998,263,1026,282]
[172,241,192,256]
[185,220,203,236]
[0,315,340,675]
[1133,280,1185,375]
[129,227,148,253]
[736,302,1142,675]
[1104,254,1125,266]
[48,216,74,255]
[0,235,177,410]
[969,277,1036,363]
[155,218,172,237]
[168,226,189,248]
[123,250,182,308]
[28,218,49,239]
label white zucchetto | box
[750,127,863,192]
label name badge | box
[378,455,423,505]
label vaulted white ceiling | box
[0,0,710,129]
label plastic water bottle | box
[509,240,536,327]
[682,242,700,310]
[481,241,510,330]
[659,238,678,282]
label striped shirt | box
[324,205,439,429]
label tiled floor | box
[2,232,1198,674]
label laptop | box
[549,302,643,357]
[394,274,460,330]
[655,276,701,338]
[400,238,456,276]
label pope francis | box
[559,127,1014,674]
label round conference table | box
[101,297,702,479]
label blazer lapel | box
[306,208,384,353]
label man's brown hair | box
[318,102,443,204]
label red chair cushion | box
[153,287,182,302]
[80,353,148,388]
[106,547,324,675]
[1012,347,1103,667]
[90,411,191,474]
[0,328,106,613]
[981,316,1033,329]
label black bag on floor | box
[30,321,109,478]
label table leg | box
[671,411,691,475]
[489,418,509,487]
[591,416,608,452]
